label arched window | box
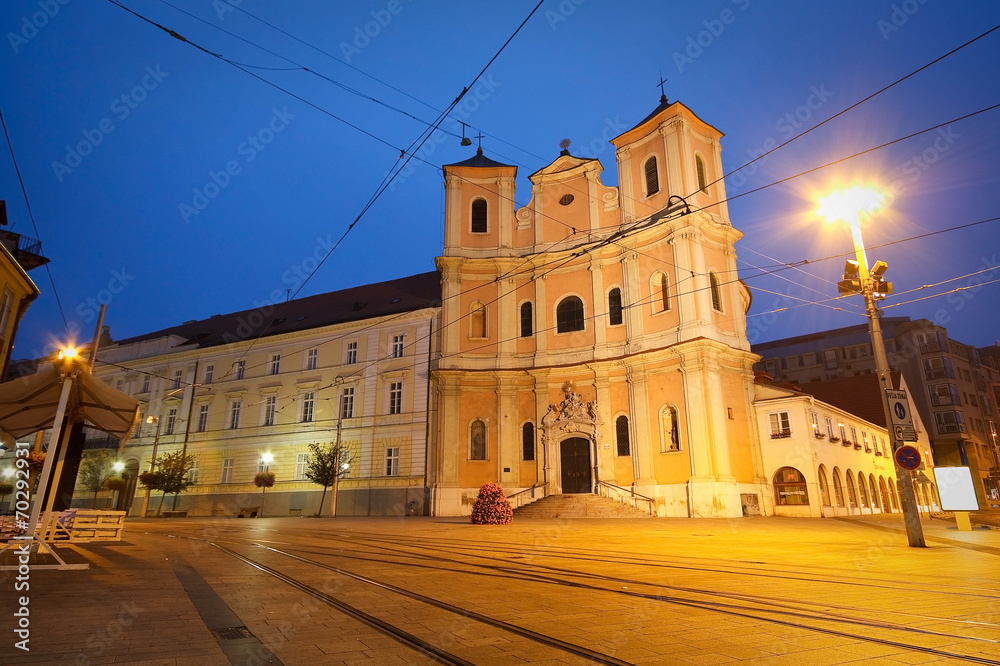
[709,272,722,311]
[470,419,486,460]
[845,470,858,508]
[774,467,809,506]
[660,405,680,452]
[888,478,899,510]
[869,475,880,509]
[615,415,630,456]
[522,422,535,461]
[644,156,659,195]
[470,302,487,338]
[651,272,670,313]
[556,296,584,333]
[471,198,487,233]
[520,301,533,337]
[818,465,831,506]
[607,288,623,326]
[857,472,869,507]
[832,467,845,507]
[878,476,891,512]
[696,154,708,193]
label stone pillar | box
[626,364,656,487]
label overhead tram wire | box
[104,3,1000,378]
[0,107,70,334]
[686,23,1000,200]
[690,102,1000,218]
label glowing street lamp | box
[260,452,273,471]
[113,461,125,473]
[817,186,925,548]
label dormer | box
[610,96,727,223]
[442,148,517,258]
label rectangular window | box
[862,430,870,451]
[115,379,124,392]
[346,341,358,364]
[263,396,276,426]
[165,408,178,435]
[302,392,315,423]
[306,348,318,371]
[768,412,791,438]
[340,387,354,419]
[220,458,234,483]
[935,411,966,434]
[823,349,838,369]
[930,383,960,407]
[786,356,799,369]
[141,375,150,393]
[616,416,630,456]
[839,423,847,442]
[197,404,209,432]
[172,370,183,389]
[295,452,309,480]
[803,352,817,367]
[257,457,270,474]
[204,365,214,384]
[268,354,281,375]
[850,426,858,445]
[385,447,400,476]
[187,459,199,484]
[389,382,402,415]
[810,411,819,436]
[235,360,246,380]
[391,334,404,358]
[229,401,241,430]
[825,417,835,440]
[923,357,954,380]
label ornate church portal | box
[542,386,601,494]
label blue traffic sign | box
[894,445,921,470]
[893,402,907,420]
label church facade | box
[430,97,768,517]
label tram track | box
[204,539,635,666]
[234,531,1000,664]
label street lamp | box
[260,452,273,471]
[817,186,925,547]
[139,415,162,518]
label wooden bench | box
[237,507,259,518]
[48,509,126,542]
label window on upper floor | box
[520,302,533,337]
[340,387,355,419]
[141,375,150,393]
[172,370,183,389]
[165,408,178,435]
[268,354,281,375]
[709,272,722,312]
[522,422,535,461]
[235,360,246,380]
[823,349,838,370]
[471,198,487,233]
[391,334,404,358]
[651,273,670,313]
[346,341,358,364]
[388,382,402,415]
[768,412,791,438]
[229,401,241,430]
[608,288,623,326]
[306,349,318,371]
[930,383,960,407]
[197,404,209,432]
[644,156,659,195]
[295,452,309,480]
[556,296,584,333]
[696,154,708,193]
[301,392,315,423]
[204,365,214,384]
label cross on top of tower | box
[474,132,485,155]
[657,73,668,104]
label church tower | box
[431,97,766,518]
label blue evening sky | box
[2,0,998,360]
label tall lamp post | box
[139,415,162,518]
[818,186,925,547]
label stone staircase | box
[513,493,653,519]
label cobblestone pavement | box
[1,513,998,665]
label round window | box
[559,194,574,206]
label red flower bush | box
[470,483,513,525]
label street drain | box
[212,626,255,641]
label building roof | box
[443,147,514,169]
[611,96,724,145]
[112,271,442,351]
[788,371,902,428]
[752,317,912,352]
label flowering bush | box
[470,483,513,525]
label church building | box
[430,95,767,517]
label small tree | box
[304,442,351,517]
[153,451,196,516]
[254,471,276,517]
[77,450,116,508]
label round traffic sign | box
[893,401,907,420]
[894,445,921,470]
